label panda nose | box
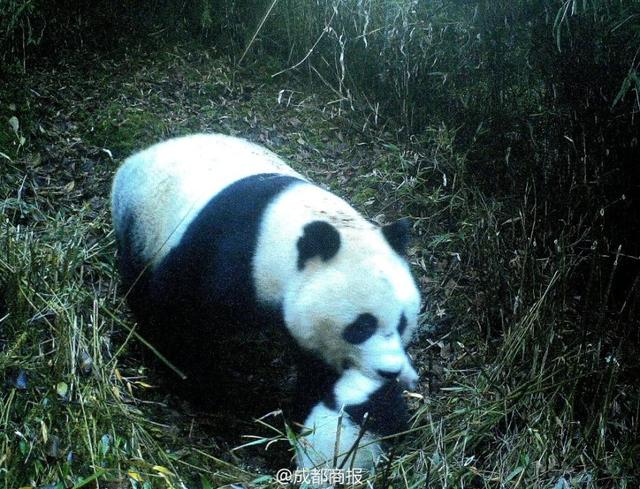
[398,363,419,390]
[377,367,418,390]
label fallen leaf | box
[8,116,19,133]
[152,465,174,476]
[56,381,68,398]
[128,470,144,482]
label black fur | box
[397,313,408,335]
[381,218,411,255]
[344,380,409,437]
[342,313,378,344]
[288,349,341,422]
[151,173,303,317]
[118,173,305,411]
[296,221,341,270]
[116,210,151,325]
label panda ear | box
[381,218,411,255]
[297,221,341,270]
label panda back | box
[150,172,304,319]
[111,133,303,268]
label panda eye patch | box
[398,313,408,335]
[342,313,378,344]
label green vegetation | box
[1,1,639,487]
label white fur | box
[112,133,421,386]
[253,182,421,385]
[296,370,385,470]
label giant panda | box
[111,133,421,465]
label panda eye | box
[342,313,378,344]
[398,313,408,335]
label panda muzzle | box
[398,363,419,390]
[377,363,418,390]
[377,369,402,380]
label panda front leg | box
[295,368,409,475]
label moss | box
[87,105,168,157]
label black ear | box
[297,221,341,269]
[381,218,411,255]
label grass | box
[0,160,250,487]
[1,39,639,489]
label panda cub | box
[295,359,409,470]
[111,133,420,467]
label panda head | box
[284,218,421,388]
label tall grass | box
[345,127,640,486]
[0,154,251,486]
